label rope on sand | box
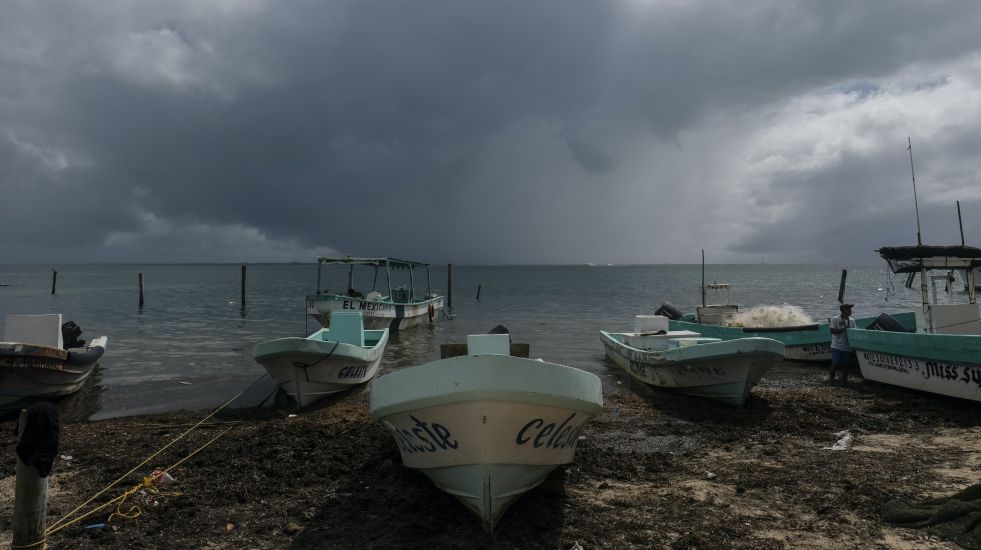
[44,373,273,537]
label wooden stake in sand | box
[12,405,59,549]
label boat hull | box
[668,312,915,362]
[254,330,388,407]
[305,294,444,331]
[849,328,981,402]
[0,337,108,407]
[370,354,603,531]
[600,332,783,406]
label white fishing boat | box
[849,245,981,402]
[370,333,603,532]
[600,315,784,406]
[254,312,388,407]
[305,257,444,331]
[0,314,108,408]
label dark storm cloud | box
[2,0,981,263]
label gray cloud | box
[2,0,981,264]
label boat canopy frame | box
[314,257,434,303]
[877,245,981,306]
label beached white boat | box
[254,312,388,407]
[0,314,108,408]
[850,245,981,401]
[305,257,444,331]
[370,333,603,532]
[600,315,784,406]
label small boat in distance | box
[370,331,603,532]
[601,315,784,406]
[1,314,108,408]
[305,257,444,331]
[849,245,981,402]
[254,312,388,407]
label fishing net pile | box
[881,484,981,549]
[722,304,815,328]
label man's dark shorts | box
[831,348,857,367]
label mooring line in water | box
[44,373,272,537]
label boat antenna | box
[907,137,923,246]
[701,249,706,307]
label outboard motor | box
[866,313,909,333]
[488,325,510,335]
[61,321,85,349]
[654,302,684,321]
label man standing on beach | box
[828,303,857,386]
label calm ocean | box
[0,263,926,420]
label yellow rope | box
[10,538,46,549]
[44,375,267,536]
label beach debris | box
[150,468,176,487]
[225,522,235,532]
[598,481,611,489]
[83,523,105,530]
[286,521,303,535]
[705,471,717,480]
[824,430,854,451]
[288,414,297,418]
[570,542,584,550]
[60,454,73,461]
[178,381,192,385]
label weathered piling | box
[12,404,59,549]
[476,284,482,301]
[139,273,145,307]
[241,265,247,306]
[447,264,453,311]
[51,269,57,295]
[837,269,848,303]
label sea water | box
[0,263,927,419]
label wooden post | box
[139,273,145,307]
[837,269,848,304]
[12,409,52,549]
[51,270,57,295]
[447,264,453,311]
[700,250,706,307]
[957,201,965,246]
[240,265,247,306]
[476,284,482,301]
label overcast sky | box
[2,0,980,264]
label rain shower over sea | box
[0,263,924,420]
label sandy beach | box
[2,369,978,549]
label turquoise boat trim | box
[848,328,981,366]
[668,312,915,348]
[600,332,785,363]
[253,328,388,360]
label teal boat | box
[660,254,914,362]
[305,257,444,331]
[665,311,916,362]
[601,315,784,405]
[370,333,602,532]
[849,245,981,402]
